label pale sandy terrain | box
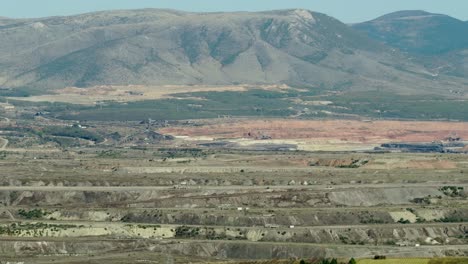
[8,84,289,105]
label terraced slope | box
[0,142,467,263]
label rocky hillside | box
[0,9,463,96]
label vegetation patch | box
[18,209,49,219]
[42,125,104,143]
[439,186,465,197]
[174,226,200,238]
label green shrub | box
[18,209,48,219]
[42,126,104,143]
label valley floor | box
[0,118,467,263]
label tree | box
[330,259,338,264]
[300,260,307,264]
[349,258,357,264]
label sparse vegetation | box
[411,197,432,205]
[42,125,104,143]
[175,226,200,238]
[439,186,465,197]
[18,209,49,219]
[397,218,411,224]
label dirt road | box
[0,137,8,150]
[0,183,464,192]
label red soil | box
[160,119,468,143]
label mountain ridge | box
[375,10,443,19]
[0,9,465,99]
[0,10,391,87]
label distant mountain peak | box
[353,10,468,55]
[291,9,316,22]
[376,10,443,20]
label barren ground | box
[8,84,289,105]
[0,118,467,263]
[160,119,468,143]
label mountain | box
[0,9,462,97]
[353,10,468,77]
[352,10,468,55]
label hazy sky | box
[2,0,468,23]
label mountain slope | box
[353,10,468,77]
[353,10,468,55]
[0,9,462,98]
